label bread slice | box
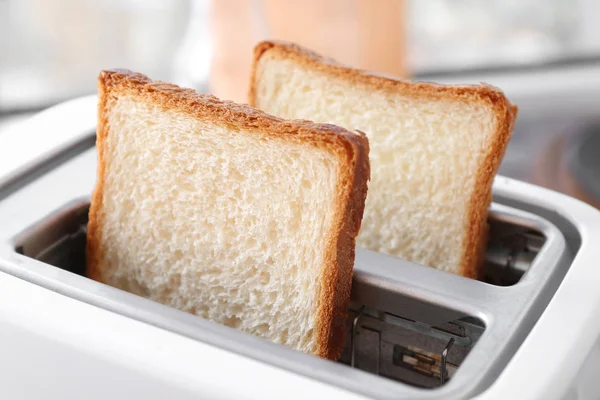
[86,69,370,360]
[249,41,517,278]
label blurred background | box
[1,0,599,208]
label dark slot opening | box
[12,200,545,389]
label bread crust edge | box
[462,103,518,279]
[249,40,518,279]
[86,73,110,284]
[315,130,370,359]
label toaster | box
[1,95,599,400]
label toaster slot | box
[483,215,545,286]
[15,199,89,276]
[339,306,484,389]
[12,198,562,394]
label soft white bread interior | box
[249,41,517,278]
[87,69,370,359]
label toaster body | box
[1,96,600,400]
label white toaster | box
[1,96,599,400]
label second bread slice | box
[87,70,370,360]
[249,41,517,279]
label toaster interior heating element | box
[3,97,595,400]
[342,306,481,387]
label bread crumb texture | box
[89,70,370,359]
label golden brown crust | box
[462,104,518,279]
[249,40,518,279]
[315,130,370,359]
[86,73,111,284]
[86,69,370,360]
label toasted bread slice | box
[87,69,370,359]
[249,41,517,278]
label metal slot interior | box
[482,218,545,286]
[14,200,547,391]
[338,306,485,389]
